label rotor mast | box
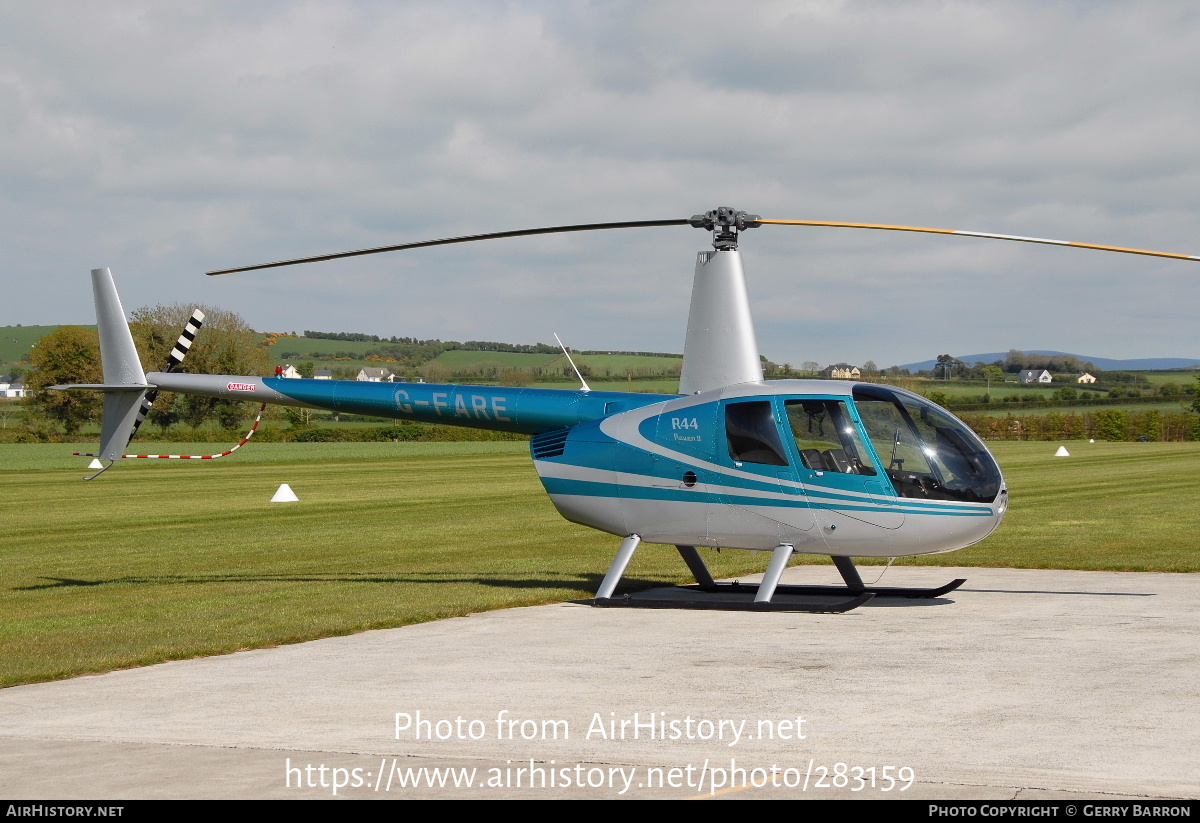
[678,207,766,396]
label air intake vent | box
[531,428,570,459]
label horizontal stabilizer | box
[50,383,157,392]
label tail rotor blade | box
[164,309,206,372]
[128,309,206,444]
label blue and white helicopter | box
[60,207,1199,612]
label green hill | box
[0,325,95,369]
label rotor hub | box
[689,207,761,250]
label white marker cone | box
[88,458,104,469]
[271,483,299,502]
[1055,446,1070,457]
[1089,439,1095,443]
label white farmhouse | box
[822,364,861,379]
[357,367,394,382]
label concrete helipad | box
[0,566,1196,799]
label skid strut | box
[591,540,874,613]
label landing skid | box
[593,591,874,613]
[823,554,965,598]
[679,544,963,599]
[591,539,963,612]
[694,579,964,599]
[591,538,886,613]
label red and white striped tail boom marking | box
[78,402,265,460]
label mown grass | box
[0,442,762,686]
[882,440,1200,572]
[1,440,1196,687]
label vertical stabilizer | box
[97,389,147,462]
[677,249,763,395]
[92,267,147,387]
[49,268,152,466]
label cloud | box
[2,0,1198,367]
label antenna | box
[554,332,591,393]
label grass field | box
[901,440,1200,571]
[413,350,681,375]
[1,440,1196,687]
[266,341,683,376]
[572,353,682,374]
[429,349,558,369]
[267,337,379,357]
[536,377,681,393]
[1127,370,1199,387]
[924,380,1058,399]
[0,441,762,686]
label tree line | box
[302,330,562,354]
[961,409,1200,442]
[22,304,270,435]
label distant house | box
[357,367,394,382]
[279,364,302,379]
[1019,369,1053,384]
[822,364,861,380]
[314,370,333,380]
[1077,373,1097,384]
[0,380,25,398]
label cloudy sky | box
[2,1,1199,368]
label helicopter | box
[55,207,1200,613]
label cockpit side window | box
[784,399,877,476]
[724,401,789,466]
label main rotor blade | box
[756,219,1200,262]
[206,219,691,276]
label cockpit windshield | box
[852,385,1003,503]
